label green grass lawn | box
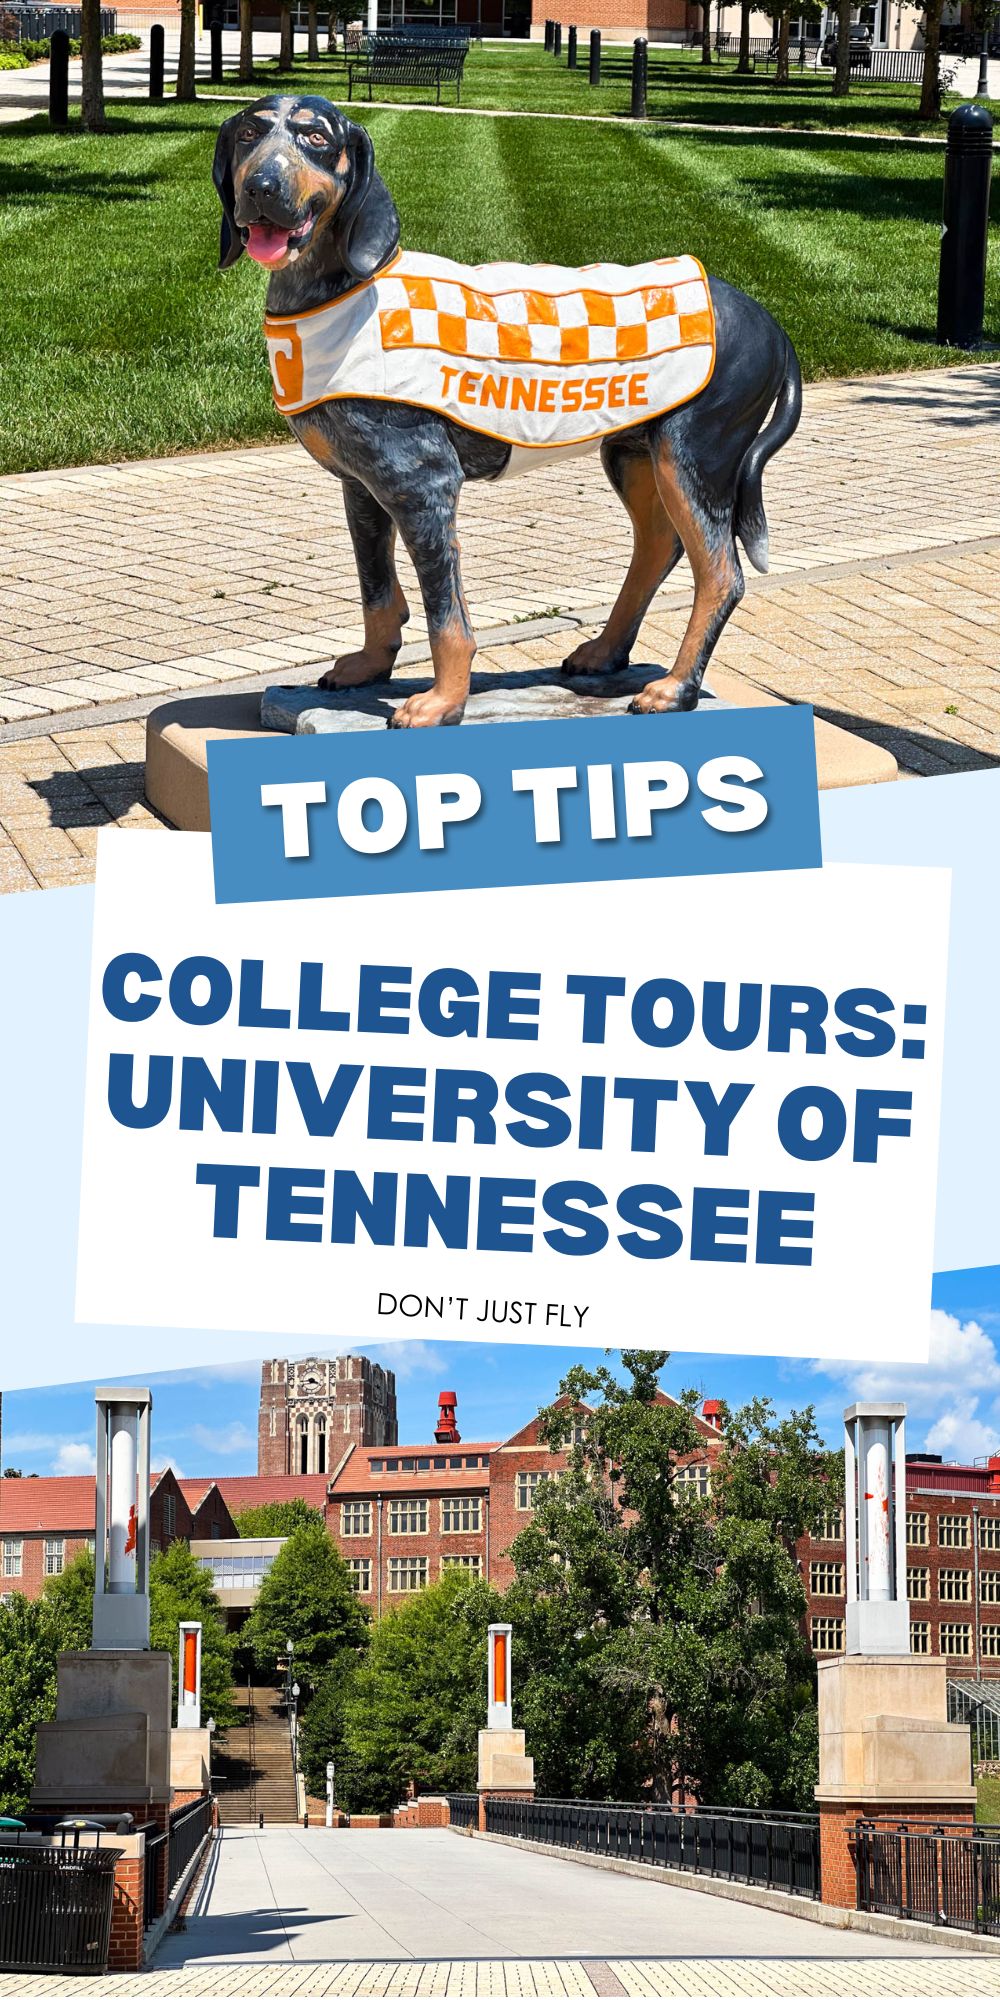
[978,1772,1000,1824]
[216,41,961,138]
[3,97,998,474]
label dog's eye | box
[236,123,258,144]
[304,131,328,148]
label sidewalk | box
[1,362,999,890]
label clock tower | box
[258,1355,398,1477]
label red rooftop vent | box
[435,1391,461,1445]
[702,1400,723,1428]
[989,1456,1000,1493]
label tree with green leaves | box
[233,1499,323,1537]
[149,1540,237,1728]
[243,1519,368,1688]
[43,1548,97,1651]
[0,1596,62,1817]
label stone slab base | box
[145,665,898,832]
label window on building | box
[85,1536,95,1556]
[811,1616,844,1654]
[940,1622,972,1657]
[369,1460,384,1474]
[906,1511,929,1546]
[674,1462,711,1500]
[809,1562,843,1597]
[299,1417,309,1477]
[2,1539,22,1579]
[939,1515,970,1550]
[388,1556,428,1593]
[907,1567,930,1601]
[347,1558,371,1594]
[162,1493,177,1537]
[316,1415,327,1478]
[341,1502,372,1537]
[400,1458,415,1473]
[981,1571,1000,1604]
[388,1499,429,1535]
[44,1537,64,1577]
[150,1538,161,1556]
[981,1625,1000,1658]
[939,1568,971,1602]
[910,1621,930,1655]
[441,1497,482,1534]
[442,1554,482,1577]
[417,1458,430,1472]
[980,1515,1000,1550]
[815,1507,845,1541]
[516,1470,548,1511]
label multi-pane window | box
[981,1625,1000,1658]
[44,1538,64,1577]
[2,1539,22,1579]
[441,1497,482,1534]
[347,1558,371,1594]
[939,1515,970,1550]
[516,1471,547,1511]
[196,1552,277,1588]
[441,1554,483,1577]
[388,1499,429,1536]
[979,1515,1000,1550]
[906,1512,929,1547]
[809,1562,843,1598]
[910,1621,930,1655]
[938,1567,971,1602]
[939,1622,972,1657]
[388,1556,428,1593]
[162,1493,177,1537]
[674,1463,711,1499]
[906,1567,930,1601]
[981,1571,1000,1604]
[815,1507,845,1541]
[85,1537,96,1556]
[341,1502,372,1537]
[811,1616,844,1654]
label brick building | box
[0,1468,235,1603]
[257,1355,398,1477]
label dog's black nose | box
[246,167,284,205]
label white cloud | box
[53,1442,96,1476]
[366,1340,450,1381]
[811,1310,1000,1461]
[188,1422,255,1458]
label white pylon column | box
[93,1387,152,1651]
[177,1622,202,1729]
[844,1401,909,1656]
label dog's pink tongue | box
[245,223,291,266]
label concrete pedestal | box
[477,1727,535,1795]
[145,665,898,832]
[170,1726,211,1794]
[31,1649,173,1814]
[814,1653,976,1908]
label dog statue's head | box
[212,96,400,281]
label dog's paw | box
[628,677,700,715]
[561,636,628,676]
[318,649,394,691]
[388,690,465,729]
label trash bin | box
[0,1844,121,1974]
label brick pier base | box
[818,1800,977,1911]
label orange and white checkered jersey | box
[263,249,716,472]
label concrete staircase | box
[215,1680,299,1826]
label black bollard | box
[544,17,552,50]
[149,20,164,99]
[567,24,576,66]
[630,36,647,119]
[553,21,561,56]
[589,27,601,84]
[937,101,993,349]
[49,26,69,126]
[210,11,223,83]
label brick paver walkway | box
[2,363,999,891]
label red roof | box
[327,1443,497,1497]
[0,1477,96,1533]
[180,1474,331,1516]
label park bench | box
[345,29,468,103]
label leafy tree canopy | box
[149,1539,238,1729]
[232,1498,323,1537]
[243,1519,368,1688]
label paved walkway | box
[2,363,1000,890]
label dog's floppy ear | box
[333,122,400,282]
[213,112,246,271]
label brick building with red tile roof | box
[0,1468,236,1602]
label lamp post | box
[326,1758,335,1828]
[977,5,994,98]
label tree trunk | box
[80,0,105,130]
[919,0,944,118]
[327,8,337,51]
[775,3,790,83]
[737,0,752,72]
[702,1,712,63]
[239,0,254,80]
[280,3,294,67]
[176,0,197,100]
[308,0,319,57]
[832,0,852,98]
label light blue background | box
[0,766,996,1389]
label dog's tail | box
[734,335,802,575]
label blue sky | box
[5,1266,1000,1481]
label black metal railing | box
[0,1843,121,1975]
[168,1797,213,1894]
[447,1793,478,1829]
[0,5,116,38]
[140,1825,167,1929]
[856,1820,1000,1934]
[482,1798,821,1898]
